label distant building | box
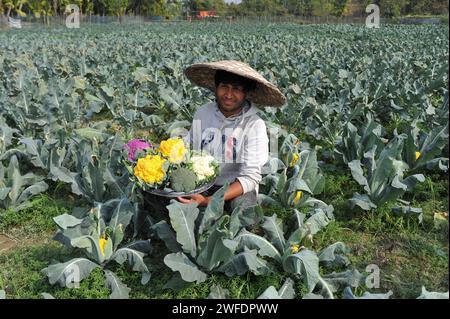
[196,10,218,19]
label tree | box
[240,0,284,16]
[99,0,129,21]
[330,0,349,16]
[4,0,27,17]
[33,0,53,24]
[378,0,408,17]
[285,0,313,16]
[311,0,333,16]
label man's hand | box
[177,194,211,207]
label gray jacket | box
[184,101,269,194]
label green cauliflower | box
[170,168,197,192]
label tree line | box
[0,0,448,21]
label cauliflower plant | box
[191,154,216,181]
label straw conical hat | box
[184,60,286,107]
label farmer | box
[177,60,286,211]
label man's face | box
[215,82,247,114]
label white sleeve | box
[236,119,269,194]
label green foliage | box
[160,185,275,284]
[170,167,197,192]
[0,22,447,300]
[0,155,48,211]
[41,198,152,298]
[348,134,425,211]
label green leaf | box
[278,278,295,299]
[318,242,350,269]
[343,287,393,299]
[229,205,263,237]
[164,252,207,284]
[104,270,131,299]
[50,166,75,184]
[283,249,320,293]
[74,128,111,142]
[198,183,228,235]
[53,213,83,230]
[167,201,199,258]
[348,160,370,193]
[111,248,151,285]
[152,220,182,253]
[101,85,115,97]
[416,287,449,299]
[16,181,48,206]
[262,214,286,252]
[322,269,364,293]
[70,235,104,264]
[235,228,281,262]
[218,248,269,277]
[42,258,100,287]
[208,285,230,299]
[197,227,238,271]
[305,211,330,235]
[257,278,295,299]
[108,198,134,234]
[163,273,194,291]
[257,286,282,299]
[349,193,377,211]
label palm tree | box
[5,0,28,18]
[27,0,53,24]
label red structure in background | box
[187,10,219,21]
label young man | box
[178,60,286,211]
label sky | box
[224,0,242,3]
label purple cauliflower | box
[124,139,152,161]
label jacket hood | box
[213,100,259,127]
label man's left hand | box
[177,194,211,207]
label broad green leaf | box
[416,287,449,299]
[283,249,320,293]
[278,278,295,299]
[218,248,269,277]
[104,270,131,299]
[235,228,281,262]
[196,225,238,271]
[322,269,364,293]
[164,252,207,284]
[262,214,286,252]
[349,193,377,211]
[167,201,199,258]
[257,286,282,299]
[343,287,393,299]
[53,213,83,230]
[152,220,182,253]
[112,248,151,284]
[318,242,350,269]
[207,285,230,299]
[42,258,99,287]
[306,211,330,235]
[198,183,228,235]
[348,160,370,193]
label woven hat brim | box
[184,61,286,107]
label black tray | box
[145,179,216,198]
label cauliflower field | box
[0,22,448,299]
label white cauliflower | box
[191,155,215,181]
